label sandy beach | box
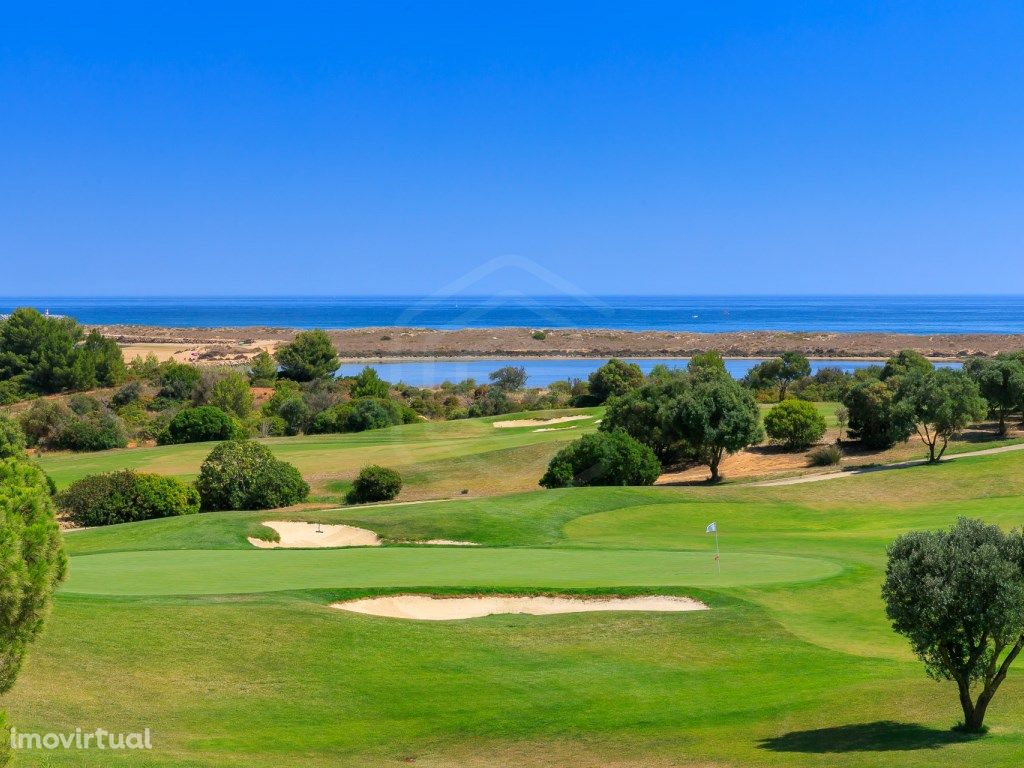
[99,324,1024,365]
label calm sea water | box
[338,358,959,387]
[3,296,1023,334]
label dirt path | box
[752,442,1024,487]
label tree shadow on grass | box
[757,721,983,753]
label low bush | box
[57,470,200,527]
[196,440,309,511]
[51,413,127,451]
[160,406,240,445]
[110,381,143,408]
[764,399,827,450]
[19,400,73,446]
[540,430,661,488]
[308,397,412,434]
[808,444,843,466]
[346,465,403,504]
[68,393,102,415]
[19,400,128,451]
[531,330,547,340]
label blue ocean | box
[3,295,1024,334]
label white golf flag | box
[706,522,717,534]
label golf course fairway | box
[63,547,841,596]
[7,448,1024,767]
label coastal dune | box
[102,325,1024,365]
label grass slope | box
[5,448,1024,766]
[36,408,602,500]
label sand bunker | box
[249,521,381,548]
[493,415,591,429]
[248,522,478,549]
[332,594,708,621]
[419,539,480,546]
[532,425,578,433]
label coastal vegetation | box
[0,308,124,403]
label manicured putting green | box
[63,547,841,595]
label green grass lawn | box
[35,407,603,501]
[5,437,1024,766]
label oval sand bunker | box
[248,522,478,549]
[492,415,591,428]
[249,521,381,548]
[332,594,708,621]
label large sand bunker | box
[493,415,591,429]
[332,594,708,620]
[248,522,478,549]
[249,521,381,548]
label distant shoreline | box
[94,324,1024,365]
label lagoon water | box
[4,296,1024,334]
[337,358,959,388]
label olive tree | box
[0,457,68,764]
[744,352,810,400]
[881,349,933,381]
[965,356,1024,435]
[488,366,527,392]
[843,378,916,449]
[883,518,1024,732]
[587,358,644,403]
[903,369,987,462]
[665,376,764,482]
[600,371,692,464]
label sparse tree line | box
[1,410,403,533]
[541,348,1023,487]
[3,309,1022,468]
[0,310,590,452]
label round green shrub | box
[0,415,26,459]
[56,470,200,527]
[540,430,661,488]
[196,440,309,511]
[346,465,402,504]
[161,406,240,445]
[110,380,143,408]
[764,399,827,450]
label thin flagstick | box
[715,529,721,576]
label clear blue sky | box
[3,2,1023,296]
